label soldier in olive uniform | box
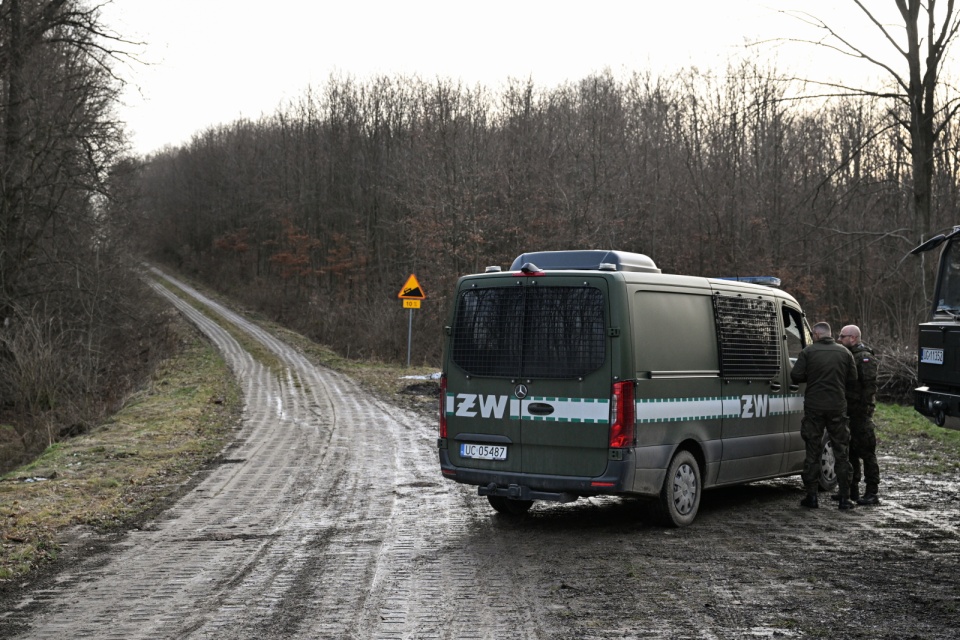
[790,322,859,510]
[838,325,881,505]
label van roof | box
[712,275,782,288]
[507,250,661,274]
[492,250,789,298]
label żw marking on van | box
[451,393,509,419]
[740,394,769,418]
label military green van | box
[438,250,836,526]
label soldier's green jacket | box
[790,336,858,413]
[846,342,878,414]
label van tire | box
[655,450,701,527]
[488,495,534,516]
[819,432,839,491]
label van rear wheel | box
[656,450,701,527]
[819,432,839,491]
[487,495,534,516]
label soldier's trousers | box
[801,409,852,497]
[849,411,880,495]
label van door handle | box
[769,382,782,392]
[527,402,555,416]
[789,384,800,392]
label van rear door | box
[711,290,788,483]
[444,274,612,478]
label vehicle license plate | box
[921,347,945,365]
[460,443,507,461]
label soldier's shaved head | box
[840,325,861,341]
[812,322,831,339]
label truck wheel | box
[656,450,701,527]
[819,432,839,491]
[488,495,534,516]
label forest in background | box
[134,67,959,385]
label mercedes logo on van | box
[514,384,528,399]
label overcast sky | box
[101,0,905,155]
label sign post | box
[397,274,426,367]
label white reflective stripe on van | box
[637,397,728,423]
[767,393,805,416]
[514,396,610,423]
[447,393,806,424]
[444,393,609,423]
[638,393,805,423]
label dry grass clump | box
[0,320,241,582]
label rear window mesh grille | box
[451,286,606,378]
[713,295,781,379]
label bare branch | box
[770,75,904,101]
[934,98,960,138]
[852,1,910,57]
[770,9,909,92]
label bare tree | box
[782,0,960,239]
[0,0,164,471]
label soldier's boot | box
[838,497,857,510]
[800,493,819,509]
[856,493,880,506]
[831,488,859,501]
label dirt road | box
[3,270,959,639]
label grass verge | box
[0,317,242,583]
[874,403,960,474]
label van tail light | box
[609,380,636,448]
[439,374,448,438]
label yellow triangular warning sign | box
[398,274,426,299]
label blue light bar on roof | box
[713,276,782,288]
